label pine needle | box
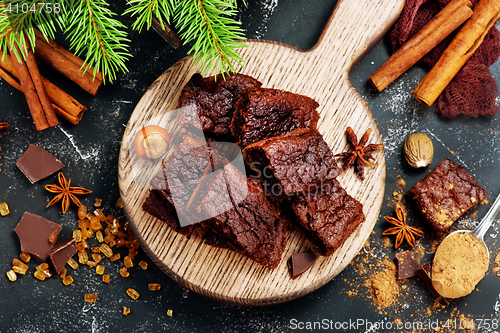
[174,0,247,76]
[0,0,247,83]
[64,0,131,83]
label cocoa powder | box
[431,231,489,298]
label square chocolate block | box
[407,159,487,234]
[243,128,340,199]
[48,238,78,275]
[16,145,64,183]
[14,212,62,262]
[178,73,262,137]
[289,178,365,256]
[230,87,320,148]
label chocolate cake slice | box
[178,73,262,136]
[290,178,365,256]
[149,135,216,227]
[230,87,320,148]
[243,128,340,199]
[142,190,198,237]
[407,158,487,234]
[196,163,288,269]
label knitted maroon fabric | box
[388,0,500,118]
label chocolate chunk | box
[14,212,62,262]
[48,238,78,274]
[395,250,420,279]
[16,145,64,183]
[416,262,449,306]
[289,253,317,279]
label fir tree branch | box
[64,0,131,83]
[124,0,175,31]
[174,0,247,76]
[0,0,65,62]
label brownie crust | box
[230,87,320,148]
[178,73,262,136]
[199,166,288,269]
[407,159,487,234]
[290,178,365,256]
[243,128,340,198]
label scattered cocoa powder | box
[397,177,406,189]
[494,252,500,276]
[369,260,399,307]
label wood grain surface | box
[118,0,404,305]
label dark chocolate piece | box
[395,250,420,279]
[243,128,340,199]
[16,145,64,183]
[289,178,365,256]
[178,73,262,136]
[48,238,78,274]
[289,252,317,279]
[416,262,449,306]
[230,87,320,148]
[408,159,487,234]
[14,212,62,262]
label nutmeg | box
[403,133,433,168]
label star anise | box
[45,172,92,214]
[335,127,384,180]
[382,205,424,249]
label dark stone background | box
[0,1,499,332]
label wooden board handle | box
[311,0,404,70]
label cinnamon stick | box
[8,44,58,131]
[24,47,59,127]
[0,51,86,125]
[34,30,103,95]
[368,0,473,92]
[413,0,500,106]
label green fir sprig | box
[0,0,247,84]
[174,0,246,76]
[64,0,131,83]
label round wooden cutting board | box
[119,0,404,305]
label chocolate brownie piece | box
[290,178,365,256]
[150,135,217,227]
[230,87,320,148]
[178,73,262,136]
[197,163,288,269]
[243,128,340,198]
[407,159,487,234]
[142,190,197,237]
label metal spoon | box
[447,191,500,259]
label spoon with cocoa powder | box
[431,192,500,299]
